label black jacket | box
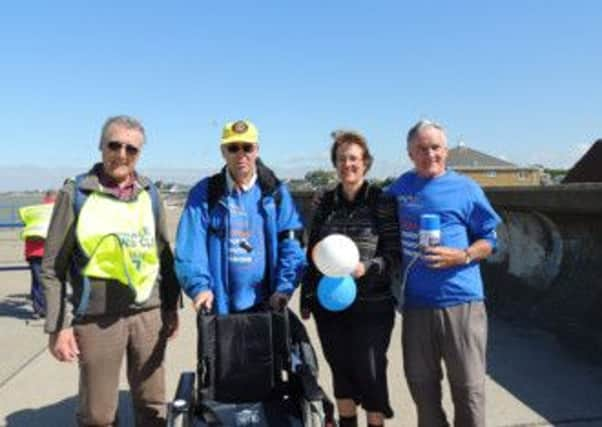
[301,182,400,312]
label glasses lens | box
[226,144,254,154]
[107,141,122,151]
[125,145,139,155]
[107,141,139,155]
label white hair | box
[406,119,446,151]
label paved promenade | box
[1,215,602,426]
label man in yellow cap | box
[175,119,306,314]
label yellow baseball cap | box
[221,120,259,145]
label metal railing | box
[0,203,27,271]
[0,203,24,228]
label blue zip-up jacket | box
[175,160,306,314]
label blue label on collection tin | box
[420,214,440,231]
[419,214,441,248]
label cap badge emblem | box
[232,121,248,133]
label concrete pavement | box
[1,220,602,426]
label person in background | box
[175,119,305,315]
[301,130,400,427]
[19,190,57,318]
[41,115,180,426]
[386,119,501,427]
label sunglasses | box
[106,140,140,156]
[226,143,255,154]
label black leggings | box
[314,300,395,418]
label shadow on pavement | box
[5,390,134,427]
[487,315,602,426]
[0,293,37,320]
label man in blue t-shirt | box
[175,120,305,315]
[386,120,500,427]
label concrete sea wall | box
[483,184,602,361]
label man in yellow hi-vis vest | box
[19,190,56,318]
[41,115,180,427]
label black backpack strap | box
[272,186,282,208]
[366,184,383,214]
[209,162,282,212]
[207,171,226,213]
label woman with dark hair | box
[301,130,400,427]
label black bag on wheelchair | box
[197,310,289,403]
[164,309,334,426]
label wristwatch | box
[464,249,473,265]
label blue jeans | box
[28,257,45,314]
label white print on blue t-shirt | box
[401,230,419,258]
[387,170,501,308]
[227,185,267,311]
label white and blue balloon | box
[311,234,359,311]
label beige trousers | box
[74,308,168,427]
[402,302,487,427]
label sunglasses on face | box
[225,143,255,154]
[106,141,140,156]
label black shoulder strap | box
[273,186,283,209]
[367,185,382,213]
[207,169,283,212]
[323,188,336,207]
[315,189,336,223]
[207,172,226,212]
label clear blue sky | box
[1,1,601,190]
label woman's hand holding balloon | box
[351,262,366,279]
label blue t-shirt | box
[386,170,501,308]
[227,184,267,311]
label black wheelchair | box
[166,308,335,427]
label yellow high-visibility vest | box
[76,191,159,304]
[18,203,55,240]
